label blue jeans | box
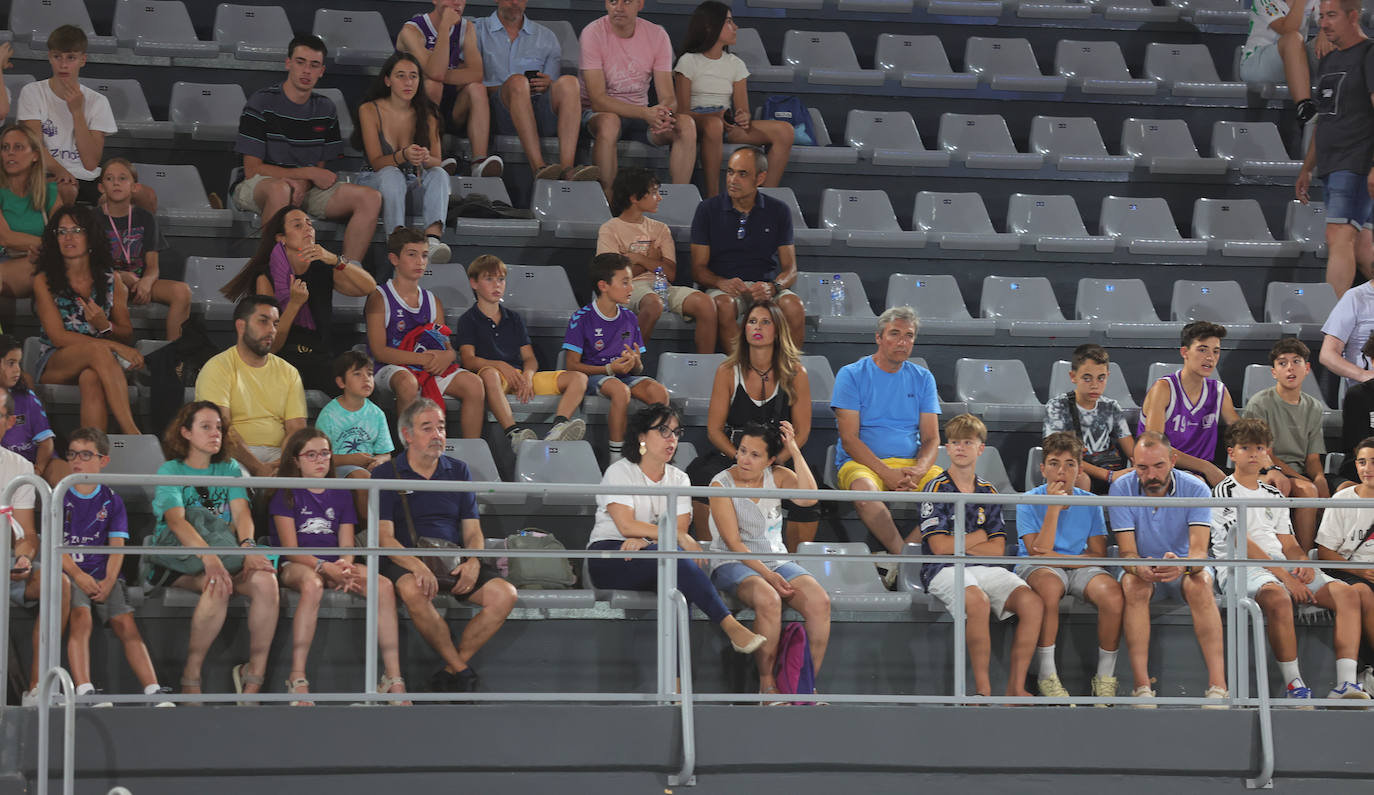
[1324,169,1374,229]
[357,165,451,233]
[586,540,732,623]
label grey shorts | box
[70,579,135,621]
[706,287,798,317]
[232,173,344,218]
[1016,564,1113,600]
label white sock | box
[75,682,95,696]
[1096,647,1118,679]
[144,683,163,695]
[1036,645,1057,678]
[1337,658,1358,685]
[1277,659,1302,687]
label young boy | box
[1243,338,1329,549]
[1214,418,1370,702]
[1044,343,1135,494]
[98,158,191,340]
[315,350,394,490]
[562,253,670,461]
[456,255,588,451]
[919,414,1042,699]
[364,226,485,436]
[1016,431,1124,703]
[596,167,716,353]
[60,428,173,706]
[1140,321,1242,487]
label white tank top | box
[707,467,785,570]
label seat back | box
[1028,116,1112,158]
[1170,280,1257,323]
[964,36,1044,78]
[1121,118,1203,160]
[2,75,36,124]
[875,34,955,74]
[758,187,813,230]
[419,265,475,320]
[1074,278,1163,323]
[800,355,836,403]
[453,176,515,206]
[932,446,1018,494]
[11,0,99,41]
[311,8,392,53]
[213,3,293,50]
[169,82,247,129]
[656,353,726,401]
[938,113,1019,157]
[105,434,166,507]
[1264,281,1336,325]
[1099,196,1184,240]
[515,441,602,488]
[1144,42,1223,82]
[1211,120,1291,161]
[532,180,613,225]
[1192,198,1277,243]
[543,19,580,72]
[819,189,901,232]
[80,78,157,125]
[443,438,503,484]
[886,274,974,319]
[1241,363,1329,405]
[113,0,199,44]
[793,272,875,318]
[980,276,1067,321]
[1285,200,1326,247]
[1006,193,1091,237]
[781,30,862,71]
[845,110,924,153]
[314,88,355,148]
[1047,360,1139,408]
[184,256,241,309]
[913,191,998,235]
[650,183,703,228]
[1053,39,1132,81]
[955,358,1042,405]
[133,164,214,211]
[795,542,889,594]
[502,265,579,315]
[734,28,776,69]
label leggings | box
[587,540,732,623]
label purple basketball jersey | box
[370,280,438,375]
[1137,371,1223,460]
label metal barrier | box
[1239,598,1273,790]
[35,665,75,795]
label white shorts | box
[375,365,462,399]
[1218,564,1338,599]
[926,565,1028,621]
[1016,564,1113,600]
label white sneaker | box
[508,427,537,452]
[21,688,38,707]
[1131,685,1157,708]
[1329,681,1372,703]
[426,236,451,265]
[1361,665,1374,696]
[472,155,504,177]
[1202,684,1230,709]
[545,418,586,441]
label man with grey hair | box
[830,307,942,556]
[372,398,517,694]
[690,146,803,352]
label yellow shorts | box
[480,368,566,395]
[837,457,943,492]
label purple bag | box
[773,622,816,705]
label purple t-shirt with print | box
[2,390,54,463]
[561,302,645,368]
[269,488,357,562]
[63,485,129,580]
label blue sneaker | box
[1285,682,1314,709]
[1328,682,1372,703]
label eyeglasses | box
[652,425,686,439]
[56,226,85,237]
[297,450,332,462]
[736,213,748,240]
[65,450,98,462]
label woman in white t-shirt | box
[586,403,767,653]
[673,1,795,196]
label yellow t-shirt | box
[194,347,306,448]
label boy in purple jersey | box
[61,428,171,706]
[0,335,58,482]
[562,253,669,460]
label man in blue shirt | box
[830,307,941,555]
[1108,432,1228,705]
[376,398,518,694]
[690,147,803,351]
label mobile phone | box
[525,69,540,80]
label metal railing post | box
[951,493,966,702]
[1231,507,1249,703]
[0,473,48,727]
[35,665,75,795]
[364,484,379,694]
[1241,597,1274,790]
[656,486,680,704]
[668,591,696,787]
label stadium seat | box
[1143,43,1247,98]
[444,438,524,505]
[1074,277,1182,338]
[758,187,833,246]
[963,37,1069,93]
[543,20,579,75]
[733,28,796,83]
[1011,0,1092,20]
[80,79,173,140]
[955,358,1046,422]
[9,0,118,51]
[213,3,292,61]
[1025,446,1045,491]
[312,9,393,66]
[1285,201,1327,256]
[133,164,233,228]
[314,88,356,152]
[501,264,580,328]
[451,176,539,237]
[420,265,475,320]
[793,272,878,332]
[795,542,913,611]
[749,0,826,11]
[918,0,1004,17]
[670,442,698,470]
[1048,360,1140,409]
[936,113,1045,170]
[1264,281,1336,337]
[105,434,166,511]
[885,274,996,336]
[185,256,243,321]
[930,445,1018,494]
[1052,40,1159,95]
[844,110,951,167]
[1120,118,1229,175]
[837,0,914,12]
[1192,198,1301,258]
[1169,0,1249,25]
[112,0,218,57]
[1098,196,1208,256]
[169,82,246,141]
[819,189,927,248]
[1210,121,1301,176]
[1028,116,1134,173]
[979,275,1093,337]
[1170,280,1284,338]
[1093,0,1181,22]
[874,34,978,90]
[656,353,726,413]
[650,183,702,237]
[910,357,971,415]
[2,74,35,124]
[1240,363,1333,407]
[780,30,885,86]
[531,180,611,239]
[912,192,1022,250]
[1006,193,1116,253]
[751,104,856,164]
[515,440,601,507]
[801,354,837,407]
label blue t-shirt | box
[689,192,794,283]
[562,301,645,368]
[151,459,250,536]
[315,398,394,457]
[1015,484,1107,557]
[1108,469,1211,558]
[2,389,54,463]
[269,488,358,562]
[830,357,941,466]
[475,12,561,87]
[455,303,532,369]
[917,471,1004,589]
[373,453,480,547]
[63,484,129,580]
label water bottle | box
[829,274,846,316]
[653,267,670,306]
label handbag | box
[505,529,575,590]
[147,502,246,576]
[399,491,461,591]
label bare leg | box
[650,115,698,187]
[1328,223,1360,298]
[736,576,782,688]
[964,587,993,697]
[497,76,547,170]
[682,291,718,354]
[1,256,35,299]
[479,367,516,430]
[322,184,383,264]
[390,370,420,418]
[1276,30,1312,103]
[1181,571,1226,690]
[785,575,831,673]
[714,293,740,354]
[367,569,405,682]
[461,83,492,161]
[1256,583,1297,663]
[550,76,581,172]
[109,612,160,689]
[235,568,281,694]
[783,520,818,553]
[445,369,487,438]
[177,573,229,690]
[151,280,192,341]
[849,477,903,555]
[1027,569,1065,649]
[696,113,726,197]
[1084,573,1124,652]
[27,575,70,691]
[777,292,806,348]
[455,578,517,667]
[728,119,794,188]
[76,369,108,432]
[279,563,324,687]
[602,378,631,444]
[1120,572,1154,689]
[41,343,139,433]
[1005,586,1043,697]
[1315,580,1361,661]
[554,370,587,419]
[67,606,92,688]
[395,573,465,671]
[636,293,664,344]
[588,113,621,195]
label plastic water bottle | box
[829,274,846,316]
[653,268,670,306]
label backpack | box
[761,95,817,146]
[773,622,816,704]
[504,529,576,590]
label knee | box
[488,579,518,612]
[393,371,419,400]
[358,185,383,214]
[567,370,588,392]
[965,588,991,617]
[769,124,794,151]
[638,295,664,319]
[604,380,630,405]
[170,280,192,304]
[249,571,281,604]
[299,573,324,599]
[713,294,736,318]
[1293,479,1318,499]
[700,115,724,139]
[553,75,578,97]
[262,179,294,208]
[675,114,697,140]
[457,371,485,400]
[479,367,504,392]
[753,586,782,619]
[779,295,805,321]
[641,381,669,404]
[109,613,138,639]
[591,114,621,141]
[503,74,531,100]
[464,82,487,102]
[685,293,715,321]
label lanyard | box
[107,206,132,266]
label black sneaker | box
[429,667,480,693]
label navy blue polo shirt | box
[690,192,794,283]
[375,453,480,546]
[454,303,531,369]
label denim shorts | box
[581,110,656,145]
[710,560,809,594]
[1324,169,1374,229]
[587,373,649,396]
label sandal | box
[286,677,313,707]
[761,687,789,707]
[378,675,411,706]
[231,664,264,706]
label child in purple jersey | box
[271,428,407,705]
[0,335,60,482]
[61,428,171,705]
[562,253,670,461]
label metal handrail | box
[35,665,75,795]
[0,473,50,728]
[668,591,696,788]
[1240,597,1274,790]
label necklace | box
[749,364,773,386]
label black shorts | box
[381,555,502,601]
[1327,568,1374,589]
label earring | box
[638,440,648,455]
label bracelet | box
[605,363,613,376]
[97,325,112,336]
[239,538,256,548]
[394,151,402,166]
[315,560,326,574]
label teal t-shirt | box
[315,398,394,456]
[0,182,58,240]
[151,458,250,535]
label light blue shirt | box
[830,357,941,467]
[475,12,561,87]
[1016,485,1106,556]
[316,398,394,457]
[1108,469,1211,558]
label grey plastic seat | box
[1028,116,1134,173]
[758,187,832,246]
[819,189,927,248]
[1074,277,1181,338]
[1169,0,1249,25]
[656,353,726,414]
[501,265,580,329]
[671,442,698,470]
[105,434,166,509]
[1147,361,1217,386]
[844,110,950,167]
[1143,43,1247,98]
[3,75,35,124]
[875,34,978,90]
[1264,281,1336,336]
[314,88,356,152]
[532,180,611,238]
[793,271,877,333]
[213,3,292,61]
[650,183,701,237]
[979,275,1092,337]
[1048,360,1140,409]
[1121,118,1228,175]
[1211,121,1300,176]
[1192,198,1301,258]
[734,28,795,83]
[1171,280,1283,339]
[1099,196,1208,256]
[169,82,246,141]
[77,79,173,140]
[885,274,996,336]
[1025,447,1046,491]
[312,9,393,66]
[134,164,232,228]
[937,113,1044,170]
[1093,0,1181,21]
[515,440,601,507]
[918,0,1005,16]
[964,37,1068,93]
[795,542,913,611]
[451,176,539,237]
[837,0,913,12]
[113,0,218,57]
[1053,40,1159,95]
[184,256,240,321]
[912,192,1022,251]
[10,0,118,51]
[800,355,837,409]
[955,358,1046,422]
[749,0,826,11]
[751,104,856,165]
[780,31,885,86]
[931,445,1018,494]
[444,438,523,505]
[910,356,970,415]
[1285,201,1327,256]
[411,265,473,320]
[1006,193,1116,253]
[1240,363,1331,406]
[543,20,579,74]
[1012,0,1092,20]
